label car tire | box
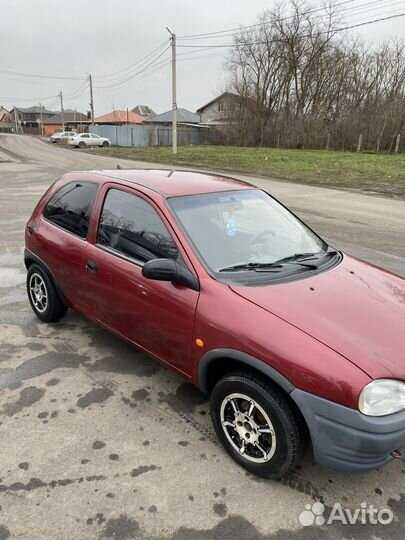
[27,264,68,323]
[78,141,85,148]
[210,371,307,478]
[102,140,110,147]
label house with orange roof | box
[94,110,144,125]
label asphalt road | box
[0,133,404,540]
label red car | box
[25,170,405,478]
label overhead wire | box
[177,0,360,39]
[0,69,84,81]
[95,59,171,94]
[176,13,405,49]
[94,46,171,90]
[177,0,403,44]
[93,40,170,81]
[2,3,403,109]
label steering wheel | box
[248,230,276,247]
[98,227,112,244]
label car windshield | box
[169,189,327,273]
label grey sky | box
[1,0,404,116]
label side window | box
[97,189,180,263]
[44,181,98,238]
[81,134,90,139]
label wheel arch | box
[198,349,295,395]
[24,249,67,306]
[200,349,311,448]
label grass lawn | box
[88,145,405,198]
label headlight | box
[359,379,405,416]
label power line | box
[178,51,226,63]
[176,13,405,49]
[93,40,169,80]
[343,0,403,14]
[177,0,403,42]
[0,94,58,102]
[0,69,84,81]
[94,46,171,90]
[95,59,171,92]
[177,0,360,39]
[0,40,169,90]
[0,75,65,90]
[342,0,405,24]
[64,80,90,98]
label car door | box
[79,133,90,145]
[88,133,100,146]
[82,185,199,376]
[33,180,99,312]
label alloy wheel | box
[29,273,48,313]
[220,392,277,463]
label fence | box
[0,123,14,134]
[90,124,213,147]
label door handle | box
[85,260,98,274]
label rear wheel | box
[78,141,85,148]
[27,264,67,323]
[210,371,307,478]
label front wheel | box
[27,264,67,323]
[210,371,307,478]
[102,140,110,147]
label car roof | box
[70,169,254,198]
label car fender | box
[198,348,295,394]
[24,249,68,305]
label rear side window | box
[44,181,98,238]
[97,189,180,263]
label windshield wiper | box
[274,250,338,266]
[218,262,284,273]
[218,251,338,273]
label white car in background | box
[68,132,111,148]
[49,131,78,143]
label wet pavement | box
[0,134,404,540]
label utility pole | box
[13,106,19,133]
[39,102,44,135]
[59,91,65,131]
[89,74,95,124]
[166,27,177,154]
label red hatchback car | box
[25,169,405,478]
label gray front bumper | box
[291,389,405,473]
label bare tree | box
[224,0,405,152]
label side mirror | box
[142,259,199,291]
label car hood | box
[230,255,405,380]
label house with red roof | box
[94,110,144,125]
